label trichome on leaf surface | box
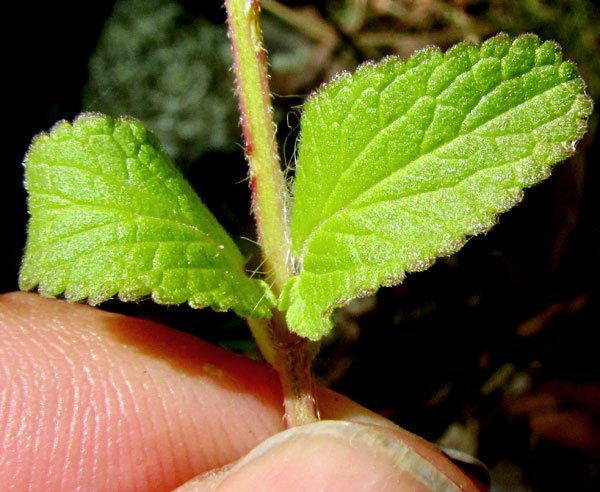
[19,0,592,431]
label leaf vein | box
[325,77,566,229]
[35,162,186,219]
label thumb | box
[174,421,488,492]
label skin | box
[0,292,486,491]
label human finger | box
[0,292,392,491]
[174,421,487,492]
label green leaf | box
[283,34,593,340]
[20,113,275,319]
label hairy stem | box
[225,0,291,295]
[247,315,319,427]
[226,0,318,426]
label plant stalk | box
[247,315,319,427]
[225,0,319,426]
[225,0,291,296]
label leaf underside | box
[283,33,593,340]
[20,113,274,319]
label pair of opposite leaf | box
[20,34,593,341]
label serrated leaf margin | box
[282,33,593,340]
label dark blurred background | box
[3,1,599,490]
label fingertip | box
[174,421,488,492]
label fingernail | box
[175,421,485,491]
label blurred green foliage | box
[84,0,238,167]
